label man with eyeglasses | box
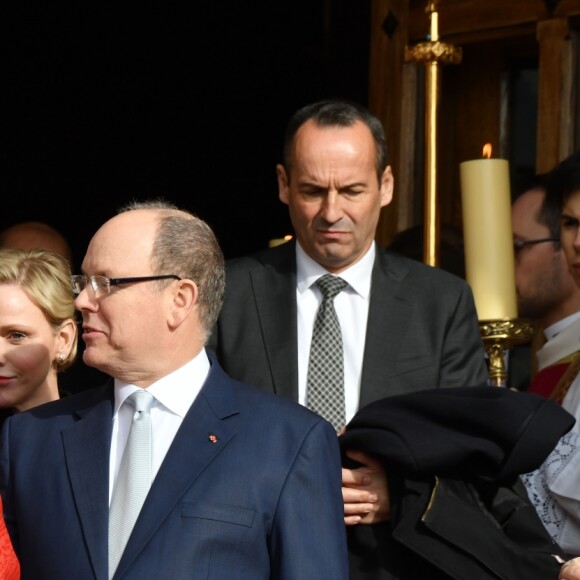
[511,163,580,398]
[0,200,348,580]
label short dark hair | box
[540,151,580,240]
[522,173,560,241]
[556,151,580,204]
[282,99,388,183]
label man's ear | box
[277,164,290,205]
[379,165,394,208]
[168,279,198,329]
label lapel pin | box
[208,434,218,444]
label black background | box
[5,3,371,270]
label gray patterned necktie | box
[108,389,155,579]
[307,274,347,431]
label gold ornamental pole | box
[425,58,439,267]
[405,1,461,267]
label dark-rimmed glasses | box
[71,274,181,297]
[513,238,559,252]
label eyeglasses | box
[513,237,559,251]
[71,274,181,296]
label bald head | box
[0,221,72,264]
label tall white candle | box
[460,156,517,320]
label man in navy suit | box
[209,100,489,579]
[0,201,348,579]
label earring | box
[58,354,66,363]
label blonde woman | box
[0,249,77,419]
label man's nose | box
[319,191,342,223]
[74,287,98,312]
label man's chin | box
[313,250,352,273]
[82,349,109,374]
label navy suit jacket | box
[0,356,348,580]
[209,241,488,406]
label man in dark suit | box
[209,100,489,579]
[0,201,348,579]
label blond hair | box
[0,249,77,369]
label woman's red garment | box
[0,498,19,580]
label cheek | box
[352,202,380,228]
[8,345,52,383]
[562,242,575,264]
[107,307,148,348]
[519,250,547,275]
[518,256,537,276]
[562,228,580,247]
[290,204,315,226]
[95,305,120,344]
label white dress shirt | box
[108,349,210,503]
[296,241,374,424]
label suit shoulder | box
[231,379,328,428]
[380,250,469,290]
[226,243,294,276]
[9,384,111,424]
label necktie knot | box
[128,390,154,419]
[316,274,347,301]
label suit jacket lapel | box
[251,243,299,400]
[255,245,413,407]
[360,250,413,408]
[114,363,238,578]
[61,384,114,580]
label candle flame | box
[482,144,492,159]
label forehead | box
[82,211,158,274]
[563,189,580,213]
[291,120,376,170]
[0,284,46,322]
[512,190,545,225]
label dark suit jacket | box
[209,241,489,406]
[0,356,348,580]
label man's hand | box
[342,449,390,526]
[560,558,580,580]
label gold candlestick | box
[405,1,462,267]
[480,319,534,387]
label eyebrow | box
[297,180,369,189]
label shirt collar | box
[295,241,375,299]
[544,311,580,342]
[113,349,211,417]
